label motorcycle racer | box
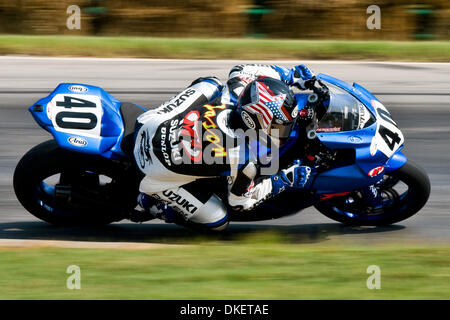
[133,64,316,231]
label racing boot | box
[135,193,178,223]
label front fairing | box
[314,74,405,173]
[307,75,407,194]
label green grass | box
[0,233,449,299]
[0,35,450,61]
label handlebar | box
[310,78,329,98]
[304,78,329,124]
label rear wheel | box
[13,140,140,226]
[314,160,430,226]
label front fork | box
[362,150,407,208]
[360,183,384,208]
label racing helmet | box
[237,77,298,141]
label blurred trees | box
[0,0,448,39]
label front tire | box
[314,160,430,226]
[13,140,140,226]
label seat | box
[119,102,146,156]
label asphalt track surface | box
[0,57,449,245]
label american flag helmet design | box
[238,77,297,132]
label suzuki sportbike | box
[14,74,430,227]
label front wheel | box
[314,160,430,226]
[13,140,141,226]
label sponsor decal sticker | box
[241,110,256,129]
[138,128,152,169]
[68,85,88,93]
[291,107,299,118]
[180,111,203,162]
[157,89,196,114]
[368,166,384,177]
[358,103,372,129]
[348,136,363,144]
[316,126,341,133]
[202,105,227,158]
[67,136,88,147]
[299,107,314,120]
[161,190,199,215]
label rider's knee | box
[189,194,229,231]
[150,185,229,231]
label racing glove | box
[227,160,315,212]
[271,160,314,195]
[288,65,316,90]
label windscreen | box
[316,83,374,133]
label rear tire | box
[314,160,430,226]
[13,140,140,226]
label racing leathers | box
[133,64,315,230]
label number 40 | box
[55,96,98,130]
[377,108,401,151]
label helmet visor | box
[269,121,295,139]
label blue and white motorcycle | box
[13,74,430,227]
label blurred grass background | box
[0,232,449,299]
[1,35,450,60]
[0,1,449,60]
